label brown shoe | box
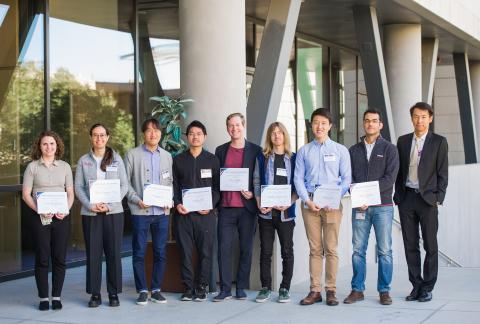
[300,291,322,305]
[326,290,339,306]
[379,292,392,305]
[343,290,364,304]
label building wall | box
[433,65,465,165]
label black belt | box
[406,187,420,194]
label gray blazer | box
[74,149,128,216]
[124,145,173,215]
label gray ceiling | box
[246,0,480,67]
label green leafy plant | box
[150,95,192,156]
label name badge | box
[324,154,336,162]
[276,168,287,177]
[201,169,212,178]
[355,210,366,220]
[162,170,170,179]
[106,166,118,172]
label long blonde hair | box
[263,122,292,157]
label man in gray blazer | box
[124,118,173,305]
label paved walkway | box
[0,258,479,324]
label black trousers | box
[258,216,295,290]
[218,207,256,292]
[33,215,70,298]
[82,213,124,295]
[175,211,216,290]
[398,189,439,292]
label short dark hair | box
[310,108,333,124]
[363,108,383,122]
[410,102,433,117]
[141,118,161,133]
[186,120,207,136]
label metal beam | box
[453,53,478,163]
[352,6,395,143]
[422,38,439,104]
[246,0,301,145]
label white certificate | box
[182,187,213,212]
[261,185,291,208]
[220,168,249,191]
[36,192,69,214]
[143,184,172,207]
[313,184,341,209]
[350,181,381,208]
[89,179,121,204]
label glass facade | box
[0,0,180,280]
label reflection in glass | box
[0,0,44,277]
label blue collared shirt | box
[142,145,164,215]
[294,138,352,202]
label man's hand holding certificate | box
[89,179,121,204]
[143,184,172,208]
[182,187,213,212]
[350,181,381,208]
[313,184,341,209]
[260,185,291,208]
[220,168,249,191]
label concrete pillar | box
[470,62,480,155]
[179,0,246,151]
[384,24,422,138]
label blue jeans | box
[132,214,169,292]
[351,206,393,293]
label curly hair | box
[30,130,65,161]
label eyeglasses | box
[91,134,107,139]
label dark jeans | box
[218,207,256,293]
[176,211,216,290]
[132,214,169,292]
[33,215,70,298]
[258,216,295,291]
[399,189,439,293]
[82,213,124,295]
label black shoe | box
[151,291,167,304]
[418,291,433,302]
[405,288,420,301]
[109,294,120,307]
[88,294,102,308]
[181,289,194,301]
[136,292,148,305]
[51,300,63,310]
[38,301,49,311]
[194,286,207,302]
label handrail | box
[392,218,462,267]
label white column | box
[179,0,246,151]
[384,24,422,137]
[470,61,480,152]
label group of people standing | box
[22,102,448,312]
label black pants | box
[33,215,70,298]
[398,190,439,292]
[258,216,295,290]
[176,211,216,290]
[82,213,124,295]
[217,207,256,292]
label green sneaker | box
[255,287,271,303]
[278,288,291,303]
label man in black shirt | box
[173,120,220,302]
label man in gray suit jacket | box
[124,118,173,305]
